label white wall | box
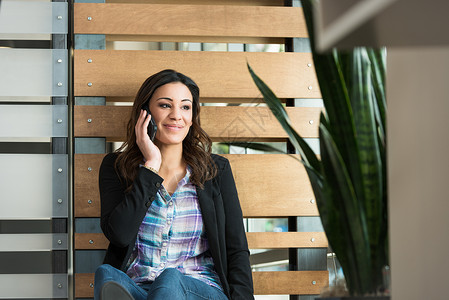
[387,46,449,300]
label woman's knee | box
[95,264,120,282]
[95,264,114,275]
[94,265,142,300]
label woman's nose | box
[169,107,182,120]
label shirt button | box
[150,272,156,278]
[168,201,173,206]
[155,182,161,188]
[167,219,172,225]
[150,196,155,201]
[145,201,151,208]
[160,263,165,268]
[162,242,167,247]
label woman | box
[94,69,254,300]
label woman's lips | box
[163,124,184,131]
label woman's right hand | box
[135,109,162,172]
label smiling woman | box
[94,69,254,300]
[114,70,215,194]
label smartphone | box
[142,102,157,141]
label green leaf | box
[367,48,387,147]
[303,4,368,194]
[349,48,384,261]
[319,120,371,295]
[247,63,320,172]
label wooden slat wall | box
[73,0,328,298]
[74,154,318,218]
[74,50,320,99]
[73,106,321,140]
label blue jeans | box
[94,264,228,300]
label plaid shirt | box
[126,165,222,290]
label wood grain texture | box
[253,271,329,295]
[74,154,105,218]
[75,273,95,298]
[75,271,328,296]
[105,34,284,44]
[75,4,307,39]
[246,232,328,248]
[74,50,321,99]
[73,106,321,140]
[106,0,285,6]
[106,96,288,104]
[75,233,110,250]
[74,154,318,217]
[227,154,318,217]
[75,232,328,250]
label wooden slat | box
[105,34,284,44]
[74,154,318,217]
[75,232,327,250]
[74,50,321,99]
[106,0,285,6]
[75,233,109,250]
[253,271,329,295]
[106,96,288,104]
[201,107,320,140]
[74,154,105,218]
[229,154,317,217]
[73,106,321,140]
[247,232,328,249]
[75,271,328,297]
[74,4,307,39]
[75,273,95,298]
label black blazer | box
[98,153,254,299]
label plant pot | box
[316,297,390,300]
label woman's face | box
[148,82,193,146]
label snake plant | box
[248,0,387,295]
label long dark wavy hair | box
[115,69,217,191]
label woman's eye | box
[182,105,191,110]
[159,103,171,108]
